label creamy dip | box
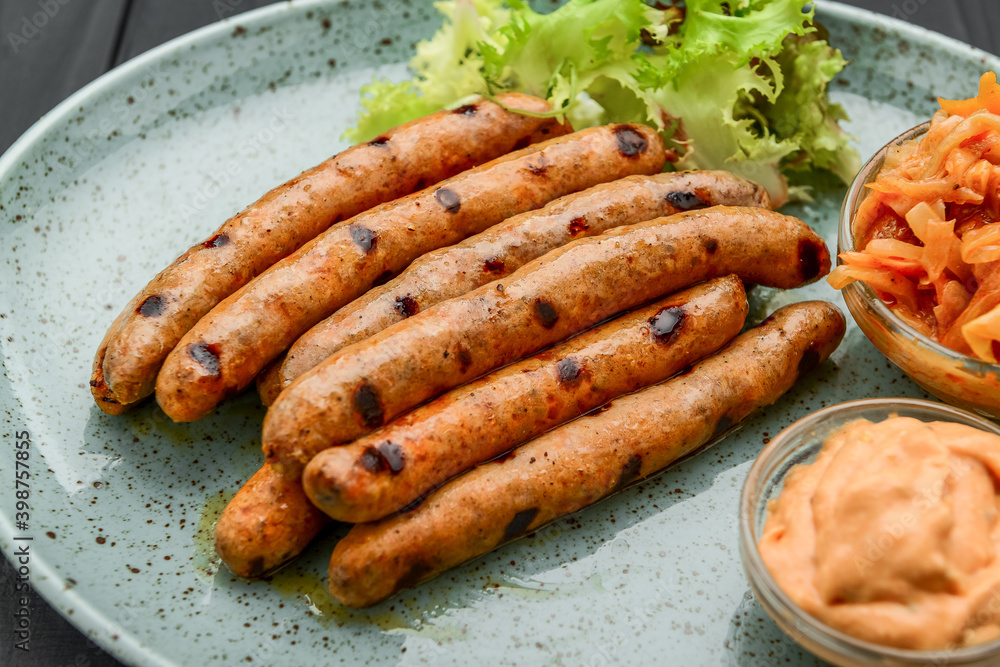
[760,416,1000,650]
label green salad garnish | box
[347,0,860,206]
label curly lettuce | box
[346,0,859,206]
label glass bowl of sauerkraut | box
[830,73,1000,419]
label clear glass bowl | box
[838,122,1000,419]
[740,398,1000,667]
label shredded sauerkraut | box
[828,72,1000,363]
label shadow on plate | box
[725,588,828,666]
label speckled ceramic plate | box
[2,2,999,665]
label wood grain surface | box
[0,1,996,665]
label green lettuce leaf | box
[345,0,860,204]
[346,79,434,144]
[758,32,861,190]
[344,0,509,143]
[649,51,796,205]
[674,0,815,62]
[480,0,651,96]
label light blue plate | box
[2,2,998,665]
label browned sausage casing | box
[263,206,831,475]
[156,124,668,422]
[263,171,770,403]
[303,275,749,523]
[214,464,330,578]
[256,357,285,406]
[234,277,744,572]
[90,293,144,415]
[90,93,569,414]
[327,301,847,607]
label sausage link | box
[327,301,847,607]
[263,206,831,475]
[214,464,330,578]
[237,278,743,570]
[240,269,744,567]
[256,357,285,406]
[266,170,770,402]
[156,124,668,421]
[304,275,748,522]
[91,93,569,414]
[90,291,143,416]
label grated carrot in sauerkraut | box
[828,72,1000,363]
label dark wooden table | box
[1,1,997,665]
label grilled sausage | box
[256,357,285,406]
[90,292,143,416]
[231,278,744,571]
[156,124,668,422]
[304,275,749,522]
[327,301,847,607]
[263,171,770,403]
[91,93,569,414]
[264,206,831,475]
[214,464,330,578]
[236,276,747,570]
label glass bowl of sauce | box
[740,398,1000,666]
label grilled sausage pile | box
[92,93,569,415]
[91,95,846,607]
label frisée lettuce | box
[346,0,859,206]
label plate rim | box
[2,2,999,666]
